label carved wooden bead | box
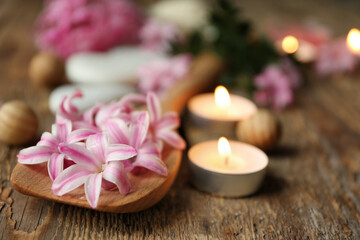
[28,52,65,86]
[236,109,281,151]
[0,101,38,145]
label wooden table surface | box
[1,0,360,239]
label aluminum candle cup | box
[187,139,269,197]
[187,87,257,140]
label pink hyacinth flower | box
[140,19,183,52]
[56,89,83,124]
[267,22,331,47]
[138,54,192,96]
[92,94,147,127]
[53,133,137,208]
[56,89,101,131]
[315,38,357,76]
[35,0,145,59]
[17,121,96,181]
[105,111,168,176]
[253,58,301,110]
[146,92,186,151]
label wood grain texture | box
[1,0,360,239]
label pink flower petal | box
[67,128,97,144]
[95,102,126,126]
[118,93,146,107]
[47,153,65,181]
[140,19,182,52]
[104,118,130,145]
[106,144,137,162]
[138,143,159,155]
[72,121,98,131]
[83,103,102,126]
[146,92,161,123]
[103,161,131,195]
[37,132,58,149]
[155,139,164,152]
[134,153,168,176]
[129,111,149,148]
[58,143,100,170]
[17,146,53,164]
[52,164,92,196]
[85,133,107,162]
[56,90,83,122]
[157,130,186,150]
[138,55,191,95]
[52,121,72,143]
[84,173,103,208]
[65,90,82,114]
[156,112,180,130]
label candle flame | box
[218,137,231,157]
[215,86,231,108]
[282,35,299,54]
[347,28,360,53]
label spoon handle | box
[161,52,225,114]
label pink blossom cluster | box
[140,19,184,53]
[17,90,185,208]
[267,23,358,76]
[35,0,145,59]
[267,22,332,49]
[315,38,358,76]
[254,58,301,110]
[138,54,192,96]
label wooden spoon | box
[10,52,224,213]
[11,146,181,213]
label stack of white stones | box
[49,47,167,113]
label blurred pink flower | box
[266,21,332,62]
[35,0,145,59]
[138,54,192,95]
[315,38,357,76]
[140,19,183,52]
[267,22,331,47]
[254,58,301,110]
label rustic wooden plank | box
[0,0,360,239]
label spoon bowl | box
[11,146,181,213]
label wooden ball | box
[28,52,64,86]
[0,101,38,145]
[236,109,281,151]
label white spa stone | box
[49,83,136,114]
[66,47,167,84]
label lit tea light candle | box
[214,86,231,114]
[187,86,257,140]
[347,28,360,55]
[188,137,269,197]
[188,85,257,121]
[277,35,317,63]
[282,35,299,54]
